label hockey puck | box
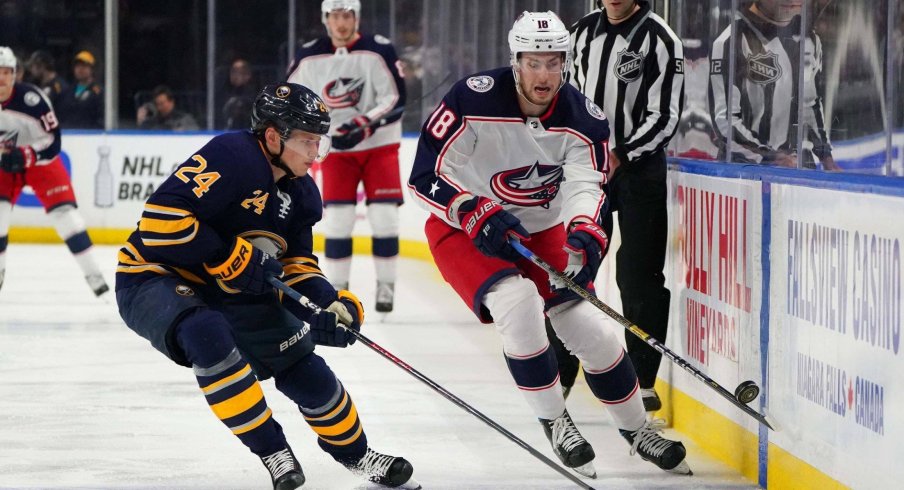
[734,380,760,404]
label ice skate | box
[260,445,305,490]
[343,447,420,488]
[641,387,662,412]
[620,419,692,475]
[375,281,394,312]
[540,409,597,478]
[85,274,109,297]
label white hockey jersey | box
[287,34,405,152]
[409,67,611,234]
[0,82,61,164]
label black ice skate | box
[641,387,662,412]
[540,409,597,478]
[85,274,109,297]
[620,419,692,475]
[375,281,394,312]
[260,445,305,490]
[343,447,421,489]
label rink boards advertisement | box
[669,172,763,433]
[8,132,430,244]
[769,184,903,488]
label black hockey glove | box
[204,237,283,295]
[551,222,608,291]
[0,146,37,174]
[331,116,372,151]
[456,195,529,263]
[310,290,363,347]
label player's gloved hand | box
[331,116,372,151]
[551,222,607,291]
[456,195,529,263]
[310,290,364,347]
[204,237,283,295]
[0,146,37,174]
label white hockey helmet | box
[321,0,361,28]
[0,46,17,74]
[508,11,571,68]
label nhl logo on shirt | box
[466,76,494,93]
[491,162,563,208]
[322,77,365,109]
[614,49,644,83]
[747,52,782,85]
[175,284,195,296]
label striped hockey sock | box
[301,381,368,463]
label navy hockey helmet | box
[251,83,331,138]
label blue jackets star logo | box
[490,162,563,208]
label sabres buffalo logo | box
[490,162,563,208]
[322,77,365,109]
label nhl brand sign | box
[747,52,782,85]
[614,49,644,83]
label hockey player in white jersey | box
[408,12,691,477]
[287,0,406,313]
[0,46,108,296]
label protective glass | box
[283,132,332,161]
[516,56,565,75]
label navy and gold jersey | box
[116,131,337,307]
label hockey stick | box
[267,276,597,489]
[344,71,456,137]
[508,240,776,431]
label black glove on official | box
[552,222,608,291]
[204,237,283,295]
[0,146,37,174]
[331,116,372,151]
[456,196,529,263]
[310,290,364,347]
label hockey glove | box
[456,196,529,263]
[310,290,364,347]
[204,237,283,295]
[331,116,372,151]
[0,146,37,174]
[551,222,608,291]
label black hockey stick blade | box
[508,240,775,431]
[267,276,597,489]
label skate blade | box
[572,461,597,479]
[397,477,422,489]
[666,459,693,476]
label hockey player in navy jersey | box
[115,83,418,490]
[0,46,108,297]
[408,12,691,477]
[287,0,406,313]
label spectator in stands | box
[25,50,68,109]
[216,58,257,129]
[139,85,199,131]
[58,50,104,129]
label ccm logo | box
[464,201,499,235]
[220,244,251,280]
[279,324,311,352]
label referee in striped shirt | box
[561,0,684,412]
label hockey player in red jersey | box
[0,46,108,296]
[115,83,419,490]
[287,0,406,313]
[408,12,691,478]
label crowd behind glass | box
[2,0,902,176]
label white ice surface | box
[0,244,756,489]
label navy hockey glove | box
[0,146,37,174]
[204,237,283,295]
[552,222,608,291]
[457,196,529,263]
[310,290,364,347]
[331,116,372,151]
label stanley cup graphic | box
[94,145,114,208]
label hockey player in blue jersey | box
[115,83,419,490]
[408,12,691,478]
[287,0,406,313]
[0,46,108,297]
